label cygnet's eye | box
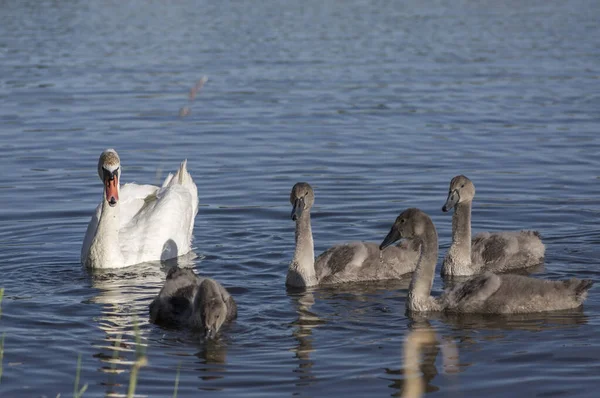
[461,184,465,188]
[400,219,405,224]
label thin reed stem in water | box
[111,334,122,371]
[172,363,181,398]
[127,318,148,398]
[73,354,88,398]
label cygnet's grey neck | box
[444,201,473,274]
[407,220,440,312]
[287,211,317,287]
[452,201,472,250]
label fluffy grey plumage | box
[287,182,419,288]
[442,175,545,276]
[379,208,593,314]
[149,267,237,337]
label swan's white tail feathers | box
[165,160,193,188]
[162,173,174,187]
[178,159,188,184]
[170,159,199,217]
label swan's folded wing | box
[118,183,197,263]
[472,232,511,265]
[443,272,502,311]
[315,242,416,283]
[118,183,160,226]
[473,231,544,272]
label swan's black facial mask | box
[103,167,119,207]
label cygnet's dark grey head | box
[290,182,315,221]
[379,208,433,250]
[198,279,228,339]
[442,175,475,212]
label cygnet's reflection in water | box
[430,306,589,345]
[88,243,197,396]
[287,288,323,388]
[386,308,589,398]
[385,318,457,398]
[195,337,229,389]
[287,278,410,391]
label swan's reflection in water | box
[386,308,589,398]
[88,252,197,397]
[288,289,324,388]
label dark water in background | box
[1,0,599,396]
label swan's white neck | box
[442,201,474,275]
[407,221,441,312]
[86,193,125,269]
[287,211,317,287]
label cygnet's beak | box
[204,327,216,339]
[103,167,119,207]
[442,189,459,212]
[379,227,401,250]
[291,198,304,221]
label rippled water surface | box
[1,0,599,397]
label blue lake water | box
[1,0,599,396]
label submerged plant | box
[73,353,88,398]
[127,318,148,398]
[172,363,181,398]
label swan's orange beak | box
[103,168,119,207]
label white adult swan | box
[441,175,545,276]
[149,267,237,337]
[81,149,199,269]
[286,182,419,288]
[379,208,593,314]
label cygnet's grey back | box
[192,278,238,336]
[149,267,203,327]
[471,230,545,272]
[440,272,594,314]
[314,240,420,284]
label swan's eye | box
[461,184,465,188]
[400,219,405,224]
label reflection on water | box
[385,308,590,398]
[316,278,412,305]
[88,253,196,396]
[288,289,323,388]
[196,338,228,390]
[386,319,451,398]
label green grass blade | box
[172,363,181,398]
